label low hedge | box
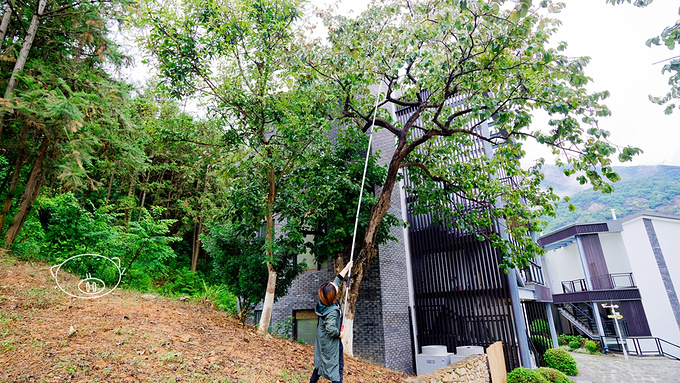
[543,348,578,376]
[537,367,573,383]
[584,340,598,354]
[507,367,549,383]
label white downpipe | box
[399,174,419,353]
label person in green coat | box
[310,260,353,383]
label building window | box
[253,310,273,333]
[294,310,317,345]
[296,234,329,272]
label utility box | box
[415,345,450,376]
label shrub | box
[203,222,305,323]
[559,334,584,348]
[530,319,550,335]
[557,336,566,346]
[537,367,573,383]
[507,367,549,383]
[543,348,578,376]
[272,315,294,339]
[568,340,580,350]
[214,288,238,316]
[160,268,205,296]
[584,340,598,354]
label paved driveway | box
[569,352,680,383]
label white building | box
[538,211,680,356]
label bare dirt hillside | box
[0,254,408,382]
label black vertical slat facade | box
[396,103,521,371]
[523,302,551,366]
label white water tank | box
[415,345,450,375]
[455,345,485,357]
[447,345,485,365]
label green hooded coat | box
[313,275,343,381]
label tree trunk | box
[258,263,277,334]
[137,169,151,222]
[341,245,376,356]
[106,171,115,202]
[4,0,46,99]
[4,136,49,247]
[341,142,408,355]
[0,0,44,141]
[0,3,13,45]
[124,175,135,222]
[0,124,29,234]
[190,218,203,272]
[257,165,278,334]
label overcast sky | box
[324,0,680,167]
[548,0,680,167]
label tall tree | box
[0,0,134,247]
[309,0,641,354]
[139,0,337,333]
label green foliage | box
[137,0,344,334]
[584,340,598,354]
[12,193,179,287]
[213,288,239,316]
[532,335,554,351]
[0,0,139,248]
[568,341,580,350]
[536,367,573,383]
[272,315,295,339]
[508,367,549,383]
[558,334,585,347]
[122,207,179,277]
[543,348,578,376]
[284,126,402,267]
[202,222,305,323]
[530,319,550,335]
[314,0,641,271]
[33,193,119,261]
[161,268,205,297]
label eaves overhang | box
[537,220,623,251]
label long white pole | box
[341,83,384,330]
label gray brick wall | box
[353,254,385,365]
[373,125,415,374]
[253,258,387,368]
[254,263,333,335]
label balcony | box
[561,273,636,293]
[553,273,640,304]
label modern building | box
[256,96,558,374]
[538,211,680,357]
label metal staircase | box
[557,304,599,340]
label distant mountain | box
[539,165,680,233]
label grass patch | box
[158,351,183,364]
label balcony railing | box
[561,273,636,293]
[519,260,545,285]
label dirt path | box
[0,255,408,382]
